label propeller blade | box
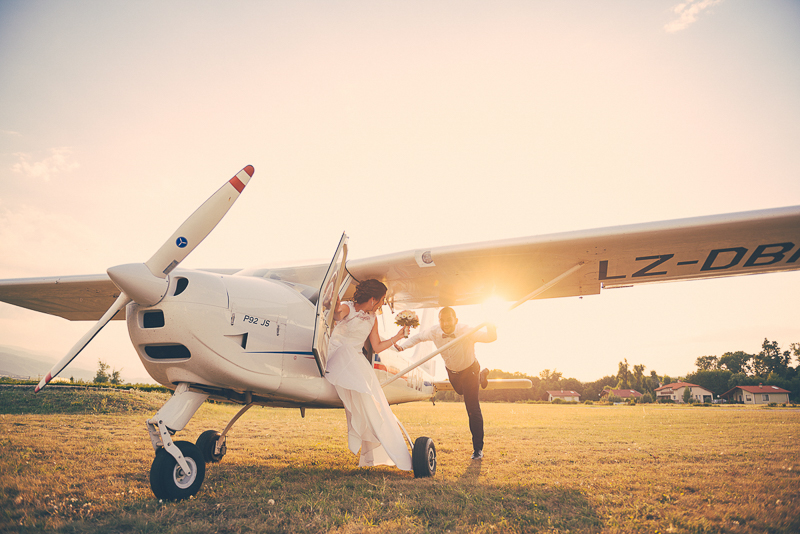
[35,165,255,392]
[35,293,131,392]
[144,165,254,277]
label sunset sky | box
[1,0,799,385]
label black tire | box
[412,436,436,478]
[150,441,206,501]
[196,430,226,463]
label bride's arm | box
[333,302,350,321]
[368,321,405,353]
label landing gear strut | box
[196,400,254,464]
[146,384,210,500]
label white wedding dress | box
[325,301,413,470]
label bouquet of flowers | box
[394,310,420,338]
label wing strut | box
[381,262,585,387]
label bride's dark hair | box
[353,279,387,304]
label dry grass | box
[0,389,798,533]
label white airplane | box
[1,165,799,500]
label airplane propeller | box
[34,165,254,393]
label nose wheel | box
[149,441,206,501]
[412,436,436,478]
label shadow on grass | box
[458,458,483,483]
[8,462,600,534]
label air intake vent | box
[143,310,165,328]
[174,277,189,296]
[144,344,191,360]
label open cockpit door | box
[311,233,349,376]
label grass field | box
[0,388,798,533]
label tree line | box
[434,338,800,403]
[88,339,800,403]
[685,338,800,401]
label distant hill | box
[0,345,96,381]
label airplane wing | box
[0,274,122,321]
[2,205,799,319]
[0,268,241,321]
[346,205,800,309]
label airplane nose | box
[107,263,170,306]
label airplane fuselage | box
[127,269,433,407]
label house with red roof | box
[720,385,790,405]
[654,382,713,403]
[547,390,580,402]
[599,389,643,401]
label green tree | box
[727,372,758,389]
[644,370,661,397]
[539,369,563,382]
[616,359,632,389]
[632,364,645,392]
[94,360,110,384]
[754,339,791,377]
[682,386,692,403]
[684,369,732,397]
[110,368,123,385]
[695,355,719,371]
[718,351,752,375]
[582,375,617,402]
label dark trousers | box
[446,360,484,452]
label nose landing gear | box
[149,441,206,501]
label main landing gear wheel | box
[196,429,226,463]
[150,441,206,501]
[412,436,436,478]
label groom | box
[396,306,496,460]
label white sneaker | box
[471,450,483,460]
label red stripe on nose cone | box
[243,165,254,177]
[229,175,245,193]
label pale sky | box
[1,0,799,384]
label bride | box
[325,279,413,471]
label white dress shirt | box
[399,323,495,372]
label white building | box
[547,390,580,402]
[720,385,791,405]
[654,382,713,403]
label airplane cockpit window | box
[278,281,319,304]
